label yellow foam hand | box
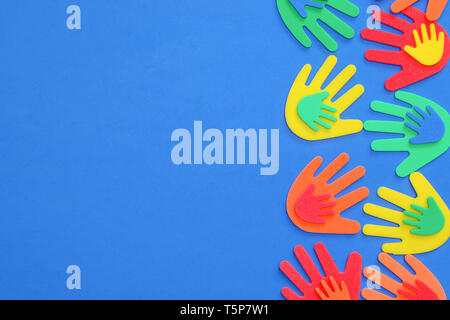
[285,55,364,141]
[404,23,445,66]
[363,172,450,255]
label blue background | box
[0,0,449,299]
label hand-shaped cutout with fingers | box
[362,253,445,300]
[315,276,351,300]
[285,55,364,141]
[361,7,450,91]
[280,242,362,300]
[391,0,448,21]
[364,91,450,177]
[363,172,450,254]
[277,0,359,51]
[287,153,369,234]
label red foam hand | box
[294,184,336,224]
[279,242,362,300]
[361,7,450,91]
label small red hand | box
[294,184,336,224]
[398,280,440,300]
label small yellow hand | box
[404,23,445,66]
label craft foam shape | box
[361,7,450,91]
[404,24,445,66]
[403,197,445,236]
[287,153,369,234]
[391,0,448,21]
[285,55,364,140]
[279,242,362,300]
[362,253,446,300]
[315,276,351,300]
[405,106,445,144]
[289,0,324,18]
[294,183,336,224]
[276,0,359,51]
[364,91,450,177]
[362,172,450,255]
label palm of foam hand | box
[286,55,364,141]
[294,184,336,224]
[404,24,445,66]
[403,197,445,236]
[364,91,450,177]
[280,242,362,300]
[277,0,359,51]
[391,0,448,21]
[361,7,450,91]
[363,172,450,255]
[287,153,369,234]
[362,253,445,300]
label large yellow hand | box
[285,55,364,141]
[363,172,450,255]
[404,23,445,66]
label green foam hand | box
[403,197,445,236]
[276,0,360,52]
[364,91,450,177]
[297,91,337,131]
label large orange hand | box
[362,253,446,300]
[286,153,369,234]
[391,0,448,21]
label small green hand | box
[297,91,337,131]
[364,91,450,177]
[403,197,445,236]
[277,0,360,52]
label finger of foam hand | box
[335,187,369,213]
[315,152,349,183]
[280,260,310,291]
[277,0,312,47]
[320,279,333,295]
[319,8,355,39]
[361,29,403,48]
[363,203,404,225]
[400,6,427,22]
[371,137,410,152]
[361,288,395,300]
[363,266,402,294]
[327,0,360,17]
[375,9,410,32]
[307,21,338,52]
[379,252,414,282]
[364,50,403,66]
[394,90,425,108]
[315,287,328,300]
[385,70,414,92]
[363,224,400,239]
[363,120,405,134]
[378,187,416,211]
[421,23,429,42]
[344,252,363,281]
[334,84,364,113]
[314,242,339,277]
[370,100,409,118]
[430,23,437,41]
[310,55,338,89]
[391,0,418,13]
[281,286,303,300]
[427,0,448,21]
[332,119,363,136]
[405,254,434,278]
[323,64,356,100]
[299,156,323,181]
[328,165,365,195]
[409,172,433,197]
[293,64,312,89]
[294,245,323,282]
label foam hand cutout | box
[364,91,450,177]
[315,276,351,300]
[277,0,359,51]
[363,172,450,255]
[361,7,450,91]
[285,55,364,141]
[280,242,362,300]
[287,153,369,234]
[391,0,448,21]
[362,253,445,300]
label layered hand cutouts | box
[280,242,361,300]
[361,7,450,91]
[364,91,450,177]
[277,0,359,51]
[391,0,448,21]
[285,55,364,141]
[362,253,446,300]
[287,153,369,234]
[363,172,450,254]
